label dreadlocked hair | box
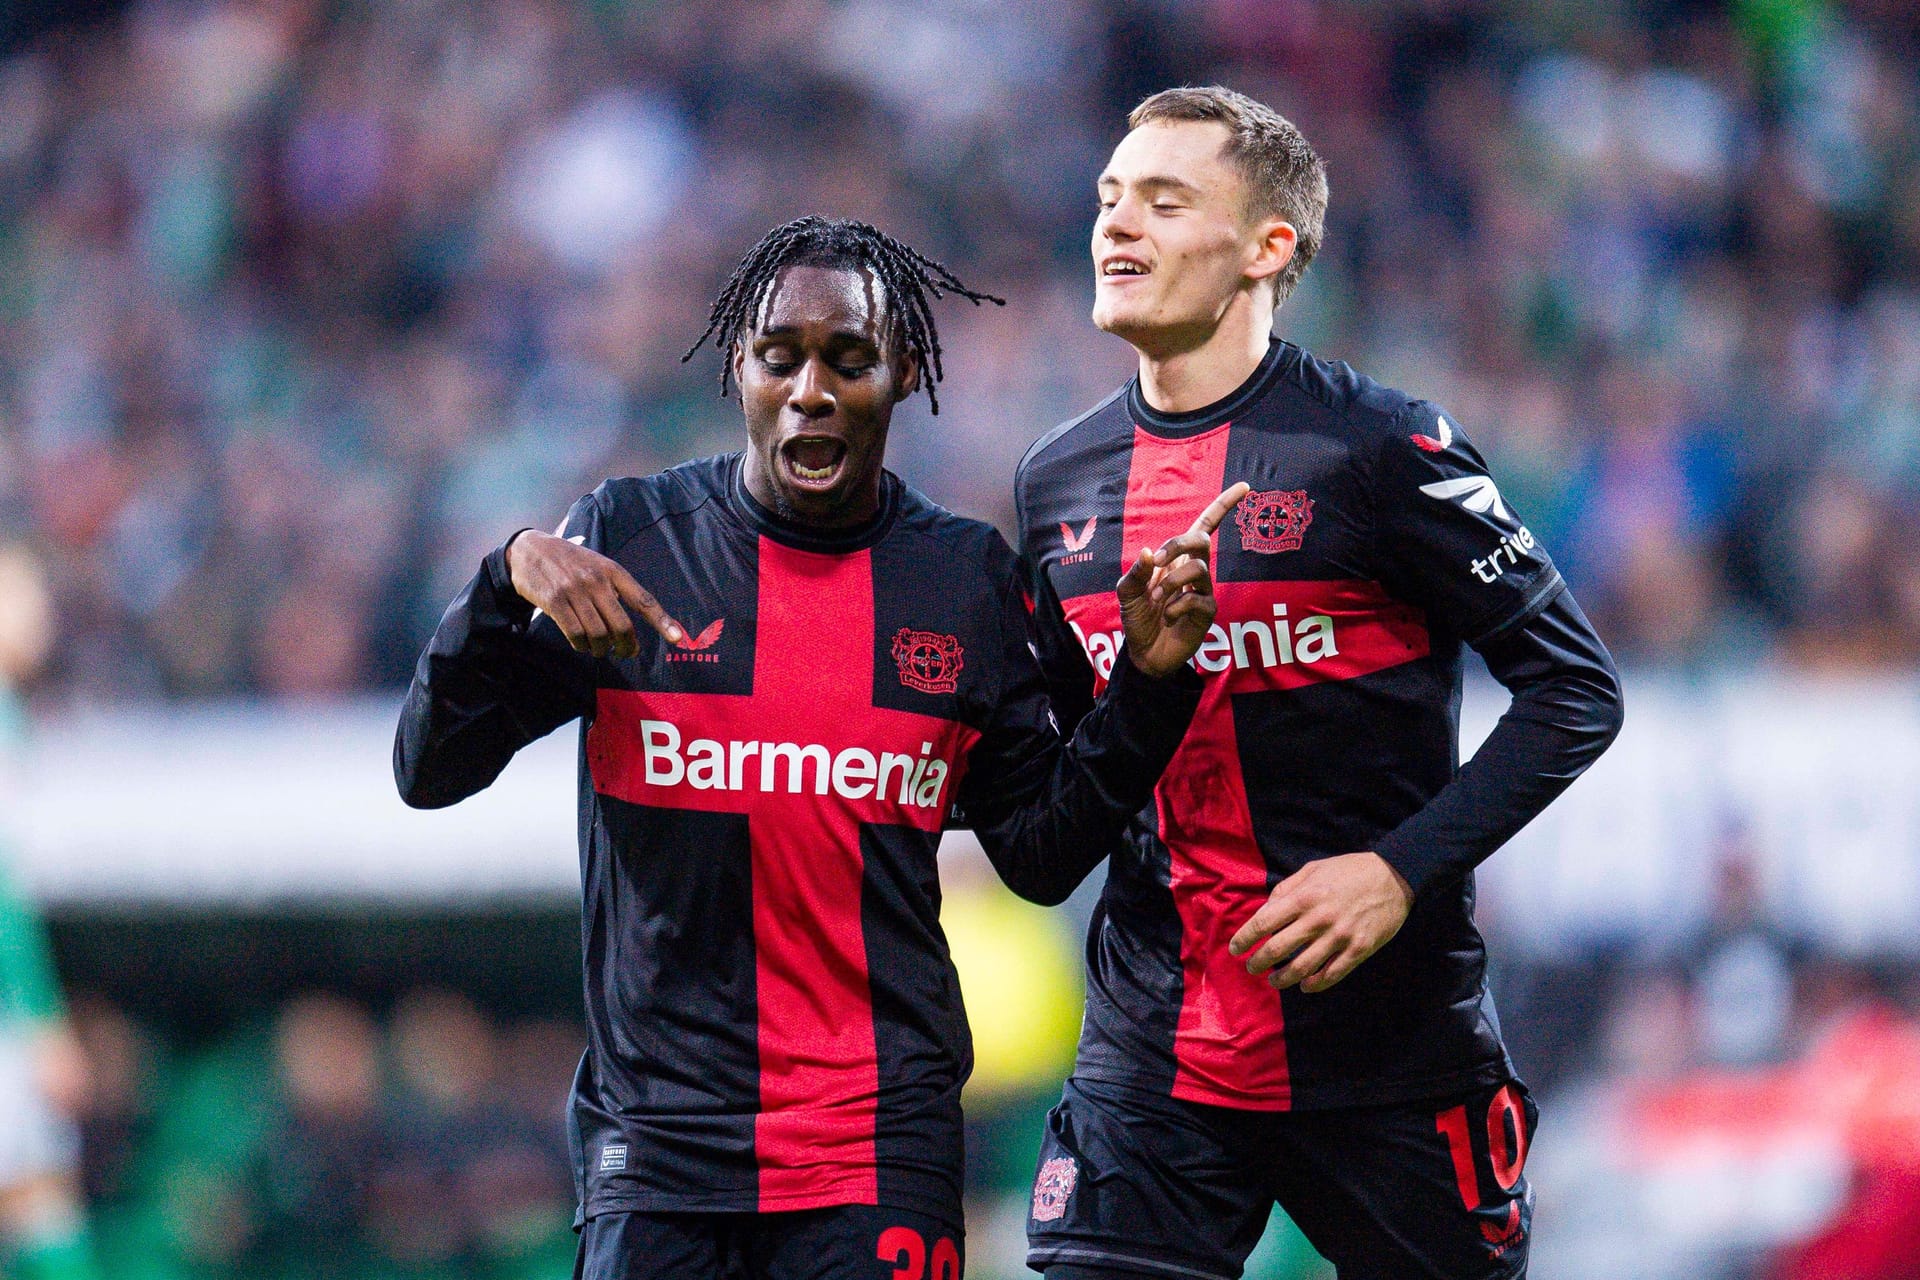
[683,216,1004,415]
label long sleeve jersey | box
[395,454,1200,1223]
[1016,338,1624,1111]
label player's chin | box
[1090,296,1137,335]
[1091,298,1167,344]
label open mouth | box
[781,435,848,488]
[1102,259,1150,279]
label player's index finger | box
[1185,482,1253,539]
[609,563,683,642]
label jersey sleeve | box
[956,537,1200,906]
[1374,588,1624,894]
[1372,402,1564,645]
[1014,465,1098,737]
[393,493,604,808]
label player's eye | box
[759,349,797,373]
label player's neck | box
[1133,297,1276,415]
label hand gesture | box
[505,530,684,659]
[1227,851,1414,993]
[1116,483,1250,679]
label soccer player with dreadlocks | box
[395,217,1247,1280]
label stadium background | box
[3,0,1920,1276]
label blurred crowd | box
[54,989,584,1280]
[1,0,1919,704]
[1499,846,1920,1279]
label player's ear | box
[730,339,746,395]
[1245,217,1297,286]
[893,350,921,403]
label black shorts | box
[1025,1075,1536,1280]
[575,1203,964,1280]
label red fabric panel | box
[1122,424,1293,1109]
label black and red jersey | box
[1016,338,1621,1111]
[395,454,1199,1224]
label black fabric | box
[1024,1075,1538,1280]
[574,1203,964,1280]
[1374,588,1623,894]
[396,453,1201,1222]
[1015,338,1623,1111]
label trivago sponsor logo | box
[1470,526,1536,583]
[635,719,956,810]
[1070,604,1340,681]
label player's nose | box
[1102,194,1144,240]
[788,357,835,417]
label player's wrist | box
[1118,642,1201,687]
[1364,844,1424,904]
[489,528,542,621]
[1364,851,1415,908]
[503,526,538,569]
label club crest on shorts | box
[1235,488,1314,554]
[892,628,964,694]
[1031,1156,1078,1222]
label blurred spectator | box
[0,540,99,1280]
[248,993,384,1276]
[1688,832,1801,1068]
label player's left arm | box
[1234,406,1623,992]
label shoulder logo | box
[1032,1156,1078,1222]
[892,628,963,694]
[1411,415,1454,453]
[667,618,724,663]
[1418,475,1510,522]
[1235,489,1314,554]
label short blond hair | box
[1128,86,1328,301]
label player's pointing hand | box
[506,529,684,659]
[1116,482,1251,679]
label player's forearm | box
[1374,589,1623,895]
[394,543,590,808]
[971,649,1201,906]
[1020,554,1099,738]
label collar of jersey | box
[726,452,902,553]
[1127,336,1293,439]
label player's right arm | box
[393,493,640,808]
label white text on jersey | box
[1069,606,1340,680]
[638,719,954,810]
[1471,526,1536,583]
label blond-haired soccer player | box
[1014,87,1622,1279]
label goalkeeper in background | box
[0,543,96,1280]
